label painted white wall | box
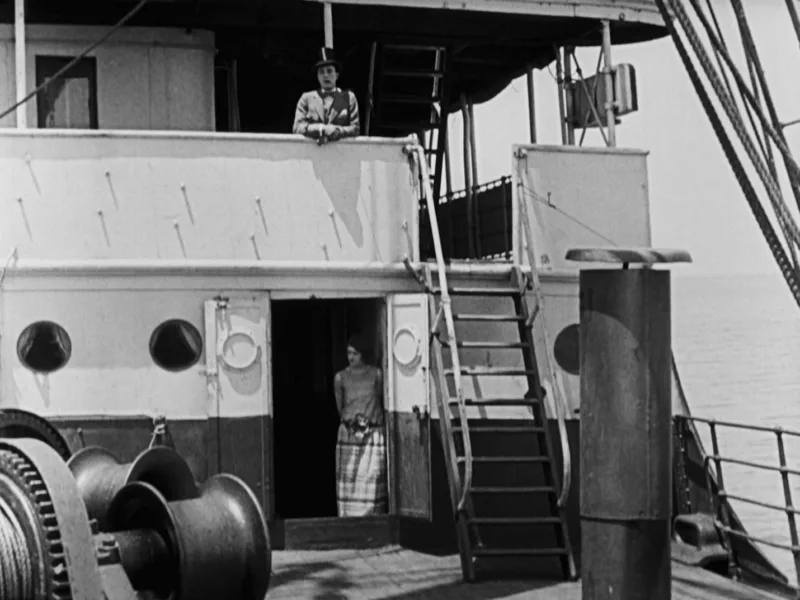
[0,25,215,130]
[0,131,419,262]
[513,145,652,270]
[1,288,210,419]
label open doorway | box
[272,297,386,520]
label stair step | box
[469,486,557,494]
[452,314,523,322]
[472,547,569,558]
[433,286,516,296]
[470,517,562,525]
[448,398,539,407]
[441,340,530,349]
[384,69,445,78]
[457,456,550,464]
[452,425,545,434]
[445,367,538,377]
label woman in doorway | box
[334,334,388,517]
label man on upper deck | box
[293,47,360,144]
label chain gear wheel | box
[0,409,72,462]
[0,445,72,599]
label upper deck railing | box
[0,130,420,265]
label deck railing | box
[675,414,800,594]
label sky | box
[442,1,800,277]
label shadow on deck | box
[267,545,785,600]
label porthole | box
[149,319,203,372]
[17,321,72,373]
[553,323,580,376]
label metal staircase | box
[427,268,576,580]
[367,41,449,202]
[406,145,576,582]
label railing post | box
[707,421,739,579]
[775,429,800,589]
[323,3,334,48]
[14,0,27,128]
[567,246,692,600]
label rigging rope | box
[654,0,800,309]
[665,0,800,252]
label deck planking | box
[267,546,786,600]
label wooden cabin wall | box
[0,25,215,130]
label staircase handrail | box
[516,160,573,509]
[408,141,474,513]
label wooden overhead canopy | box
[0,0,669,134]
[302,0,667,28]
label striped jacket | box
[293,88,360,140]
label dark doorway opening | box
[272,297,385,520]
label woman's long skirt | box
[336,424,389,517]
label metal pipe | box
[14,0,27,129]
[579,267,673,600]
[525,66,537,143]
[323,3,333,48]
[564,47,575,145]
[365,42,377,135]
[461,95,475,258]
[468,102,481,257]
[601,21,616,146]
[554,47,568,145]
[443,124,454,257]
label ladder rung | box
[433,286,516,296]
[452,314,523,322]
[472,547,568,558]
[457,456,550,464]
[445,367,538,377]
[441,340,530,349]
[469,517,562,525]
[448,398,539,406]
[382,43,445,52]
[383,69,445,78]
[469,486,556,494]
[381,94,440,104]
[380,122,441,130]
[452,425,545,434]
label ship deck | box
[268,545,786,600]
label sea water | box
[673,273,800,580]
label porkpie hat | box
[314,47,341,71]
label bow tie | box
[319,90,335,98]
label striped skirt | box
[336,424,388,517]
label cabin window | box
[35,56,99,129]
[17,321,72,373]
[149,319,203,372]
[553,323,580,376]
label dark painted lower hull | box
[48,414,789,590]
